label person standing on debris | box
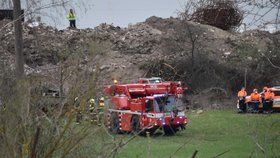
[249,89,261,112]
[237,87,247,112]
[74,97,82,124]
[88,98,97,124]
[67,9,76,28]
[97,97,105,126]
[263,89,275,113]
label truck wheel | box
[110,112,120,134]
[148,127,157,135]
[131,115,140,135]
[163,125,176,135]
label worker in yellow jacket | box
[67,9,76,28]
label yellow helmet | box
[113,79,118,84]
[90,99,95,104]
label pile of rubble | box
[0,19,167,67]
[0,16,279,97]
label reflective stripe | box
[108,109,141,115]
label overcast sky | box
[29,0,278,31]
[39,0,185,29]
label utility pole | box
[13,0,24,78]
[244,68,247,89]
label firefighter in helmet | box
[97,97,105,126]
[74,97,82,124]
[88,98,97,124]
[112,79,118,95]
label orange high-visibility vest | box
[237,90,247,97]
[264,92,270,99]
[269,92,275,99]
[264,91,275,100]
[250,93,261,102]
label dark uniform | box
[97,97,105,126]
[74,97,82,124]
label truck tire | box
[163,125,176,135]
[131,115,140,135]
[110,112,120,134]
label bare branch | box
[191,150,198,158]
[261,53,280,70]
[212,150,230,158]
[30,127,40,158]
[255,142,265,153]
[169,140,189,158]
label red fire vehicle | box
[103,79,188,135]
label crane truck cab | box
[144,94,187,133]
[139,77,162,84]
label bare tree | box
[179,0,280,31]
[179,0,243,30]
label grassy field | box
[114,109,280,158]
[71,109,280,158]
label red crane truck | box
[103,79,188,135]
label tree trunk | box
[59,65,63,97]
[13,0,24,78]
